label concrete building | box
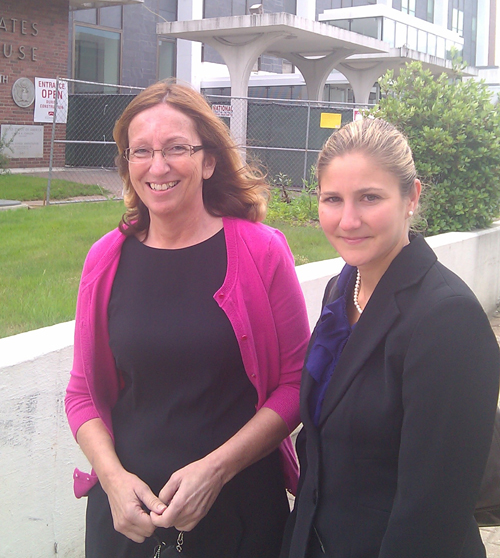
[1,0,498,169]
[68,1,500,103]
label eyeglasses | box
[124,144,203,163]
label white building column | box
[286,49,354,100]
[337,59,400,105]
[203,31,288,147]
[176,0,203,90]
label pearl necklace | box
[353,269,363,314]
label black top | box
[108,230,257,495]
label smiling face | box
[127,103,215,228]
[318,151,420,278]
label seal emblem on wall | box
[12,78,35,108]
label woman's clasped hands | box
[100,468,167,543]
[103,457,227,542]
[151,456,226,532]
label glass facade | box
[327,14,461,58]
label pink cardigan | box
[65,217,310,498]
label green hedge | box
[368,61,500,235]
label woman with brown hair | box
[65,80,310,558]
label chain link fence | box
[44,77,143,204]
[42,78,368,204]
[206,95,369,189]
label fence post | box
[230,96,248,160]
[302,102,311,188]
[46,77,60,206]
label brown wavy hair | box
[113,79,269,236]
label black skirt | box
[85,449,289,558]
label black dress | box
[85,231,289,558]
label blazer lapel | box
[317,292,400,426]
[316,235,437,426]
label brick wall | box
[0,0,69,168]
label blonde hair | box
[317,118,417,200]
[113,79,269,236]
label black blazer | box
[282,235,500,558]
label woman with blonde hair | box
[66,80,310,558]
[281,118,499,558]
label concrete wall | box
[1,223,499,557]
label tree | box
[368,60,500,235]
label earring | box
[408,210,414,217]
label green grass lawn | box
[0,202,124,338]
[0,173,109,201]
[0,201,336,338]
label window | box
[449,0,464,36]
[73,7,123,92]
[395,21,407,48]
[382,18,395,47]
[99,6,122,29]
[427,33,436,56]
[351,17,381,40]
[158,40,176,80]
[401,0,416,17]
[407,26,417,50]
[74,8,97,25]
[417,29,427,53]
[436,36,446,58]
[427,0,434,23]
[74,26,121,91]
[329,17,382,40]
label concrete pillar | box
[286,49,354,100]
[337,60,398,105]
[296,0,316,20]
[203,30,287,147]
[176,0,203,90]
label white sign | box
[34,78,68,123]
[353,109,363,122]
[212,104,233,119]
[1,125,44,158]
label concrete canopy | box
[336,48,478,104]
[157,13,389,101]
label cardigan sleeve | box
[379,295,500,558]
[65,233,121,441]
[259,229,311,432]
[65,248,102,439]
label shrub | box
[0,132,14,174]
[267,171,319,225]
[368,60,500,235]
